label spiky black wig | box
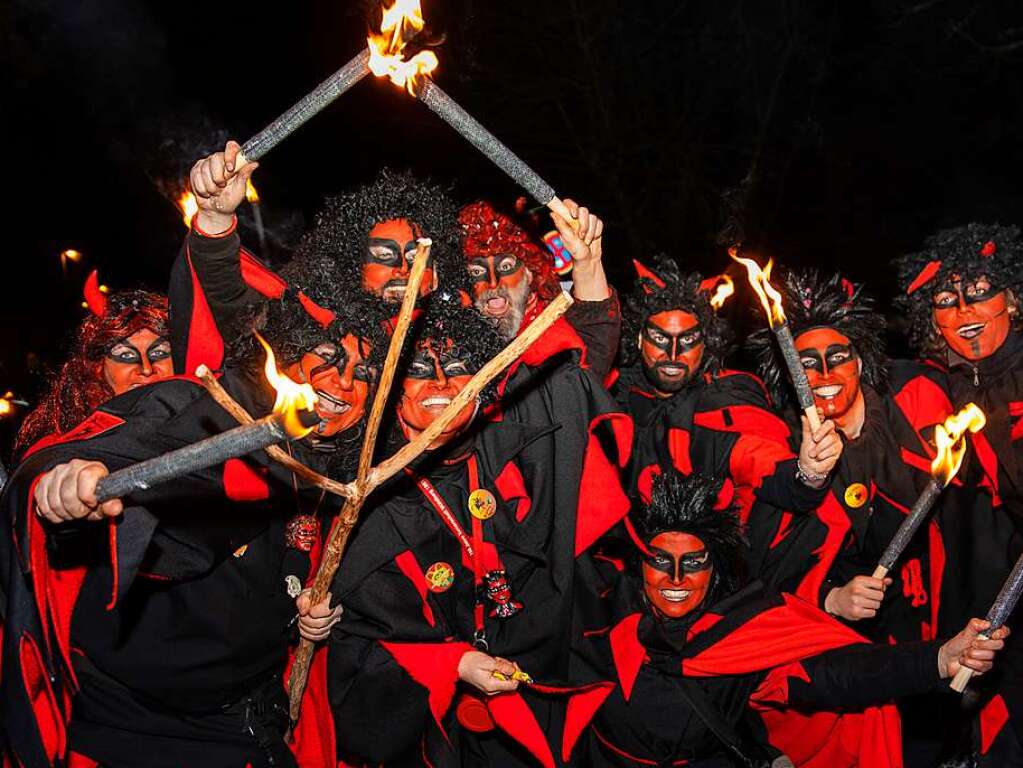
[291,168,468,299]
[620,254,734,374]
[408,289,505,406]
[894,223,1023,359]
[634,470,746,596]
[747,269,887,407]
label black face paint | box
[366,238,420,268]
[467,255,525,285]
[798,343,856,374]
[932,277,999,309]
[307,340,376,382]
[106,337,171,365]
[406,347,473,380]
[643,321,703,360]
[644,546,711,581]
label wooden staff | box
[286,290,574,721]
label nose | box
[433,358,448,387]
[398,255,410,276]
[957,288,968,312]
[138,357,154,377]
[673,560,683,584]
[487,259,499,290]
[670,338,679,361]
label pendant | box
[425,561,455,593]
[285,514,320,552]
[484,569,523,618]
[468,489,497,520]
[285,574,303,598]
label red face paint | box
[288,334,375,438]
[467,253,533,339]
[794,327,862,430]
[397,340,476,448]
[642,532,713,620]
[363,218,436,303]
[931,276,1012,361]
[102,328,173,395]
[639,310,704,396]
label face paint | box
[363,218,436,303]
[794,327,863,430]
[397,340,477,448]
[642,532,713,620]
[639,310,704,396]
[467,254,533,340]
[102,329,173,395]
[287,334,375,437]
[931,275,1012,361]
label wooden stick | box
[286,290,574,721]
[195,365,352,499]
[871,565,889,580]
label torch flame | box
[245,179,260,204]
[709,275,735,310]
[0,391,13,417]
[255,332,318,438]
[729,248,786,328]
[366,0,438,95]
[178,191,198,228]
[931,402,986,486]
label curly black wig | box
[620,254,734,374]
[633,470,746,597]
[895,223,1023,359]
[747,269,887,408]
[291,168,468,299]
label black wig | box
[895,223,1023,359]
[747,269,887,408]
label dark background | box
[2,0,1022,456]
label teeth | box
[660,589,691,602]
[316,390,351,415]
[660,366,683,376]
[813,385,843,399]
[958,323,985,339]
[421,396,451,408]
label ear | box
[1006,289,1018,315]
[856,357,863,377]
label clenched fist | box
[188,140,259,235]
[33,460,122,524]
[825,575,892,621]
[797,416,843,488]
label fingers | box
[800,414,811,441]
[492,657,517,677]
[209,152,228,187]
[33,461,112,524]
[296,590,312,616]
[561,198,580,218]
[297,591,342,642]
[224,140,241,173]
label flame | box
[366,0,438,95]
[709,275,735,310]
[60,249,82,275]
[99,284,109,294]
[931,402,986,486]
[0,391,13,417]
[245,178,260,204]
[255,332,318,438]
[729,248,786,328]
[178,191,198,227]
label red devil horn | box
[83,270,108,317]
[633,259,666,293]
[698,275,721,293]
[297,292,336,329]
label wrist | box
[193,210,237,238]
[824,588,841,617]
[937,642,951,678]
[796,459,828,488]
[570,262,611,302]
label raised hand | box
[188,140,259,235]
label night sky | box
[3,0,1022,457]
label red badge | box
[425,561,455,593]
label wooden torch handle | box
[547,195,580,231]
[871,565,889,580]
[803,404,822,433]
[950,634,989,692]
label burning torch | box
[96,337,317,503]
[872,403,986,580]
[245,178,267,257]
[731,250,821,431]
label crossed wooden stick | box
[196,240,572,720]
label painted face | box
[931,275,1013,361]
[363,219,437,303]
[639,310,704,395]
[102,329,173,395]
[642,532,713,620]
[397,340,477,448]
[288,334,375,437]
[467,254,534,340]
[795,327,862,426]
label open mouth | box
[957,322,986,340]
[658,365,686,378]
[316,390,352,416]
[483,296,509,317]
[420,395,452,410]
[813,384,843,400]
[383,285,407,302]
[659,588,691,603]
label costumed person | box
[327,290,633,767]
[895,223,1023,765]
[0,274,385,767]
[14,273,171,456]
[459,199,620,379]
[614,255,842,582]
[560,470,1009,768]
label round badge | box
[425,561,455,593]
[844,483,868,509]
[285,574,303,598]
[468,489,497,520]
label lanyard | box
[407,455,490,648]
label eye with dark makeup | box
[800,344,855,372]
[107,338,170,365]
[644,547,711,576]
[644,323,703,352]
[307,341,376,382]
[932,277,996,309]
[407,348,472,379]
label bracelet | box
[796,460,828,486]
[192,213,238,239]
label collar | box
[947,330,1023,384]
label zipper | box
[972,364,980,387]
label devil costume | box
[326,294,633,767]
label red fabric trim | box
[393,550,437,627]
[494,460,531,523]
[768,512,794,551]
[105,520,118,611]
[24,411,125,459]
[1010,401,1023,442]
[19,632,65,764]
[591,727,689,765]
[609,613,645,701]
[184,249,225,374]
[284,645,337,767]
[575,413,633,556]
[926,520,944,641]
[750,660,810,707]
[561,683,615,762]
[239,249,287,298]
[686,612,723,641]
[636,464,660,506]
[623,517,653,557]
[379,641,472,730]
[794,493,852,606]
[487,691,556,768]
[980,693,1010,755]
[906,260,942,295]
[67,753,100,768]
[667,428,693,474]
[222,458,271,502]
[891,374,952,457]
[191,214,238,239]
[693,404,792,445]
[971,431,1002,506]
[499,317,590,397]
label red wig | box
[16,290,169,455]
[459,200,561,303]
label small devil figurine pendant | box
[484,569,523,618]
